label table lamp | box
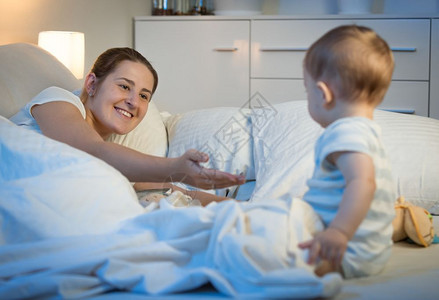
[38,31,85,79]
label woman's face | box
[86,60,154,138]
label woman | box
[10,47,244,204]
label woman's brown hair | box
[81,47,158,101]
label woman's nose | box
[126,92,138,107]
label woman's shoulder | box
[29,86,86,118]
[10,86,86,127]
[33,86,80,103]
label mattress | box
[336,215,439,300]
[88,216,439,300]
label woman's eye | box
[140,94,150,102]
[120,84,129,90]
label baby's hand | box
[298,227,348,267]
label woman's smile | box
[115,106,134,119]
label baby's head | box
[304,25,394,106]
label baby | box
[298,25,397,278]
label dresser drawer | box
[135,20,250,113]
[251,79,305,105]
[381,81,429,116]
[251,19,430,81]
[251,79,429,117]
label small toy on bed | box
[392,196,436,247]
[138,189,202,211]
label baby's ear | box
[317,81,334,106]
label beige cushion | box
[0,43,81,118]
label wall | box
[0,0,151,79]
[272,0,439,15]
[1,0,437,79]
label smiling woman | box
[83,60,154,138]
[9,47,245,197]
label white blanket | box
[0,117,342,299]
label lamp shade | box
[38,31,85,79]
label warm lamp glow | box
[38,31,85,79]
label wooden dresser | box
[135,15,438,118]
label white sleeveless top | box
[10,86,86,133]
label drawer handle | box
[259,47,417,53]
[259,47,308,52]
[390,47,417,52]
[379,108,415,114]
[213,47,238,52]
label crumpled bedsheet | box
[0,197,342,299]
[0,116,342,299]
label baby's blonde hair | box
[304,25,394,105]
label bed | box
[1,43,438,299]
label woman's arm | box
[32,101,244,189]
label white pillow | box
[251,101,323,203]
[107,100,168,157]
[165,107,254,194]
[0,116,143,244]
[374,110,439,214]
[251,101,439,215]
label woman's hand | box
[172,149,245,190]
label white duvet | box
[0,117,342,299]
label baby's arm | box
[329,151,376,241]
[299,151,376,269]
